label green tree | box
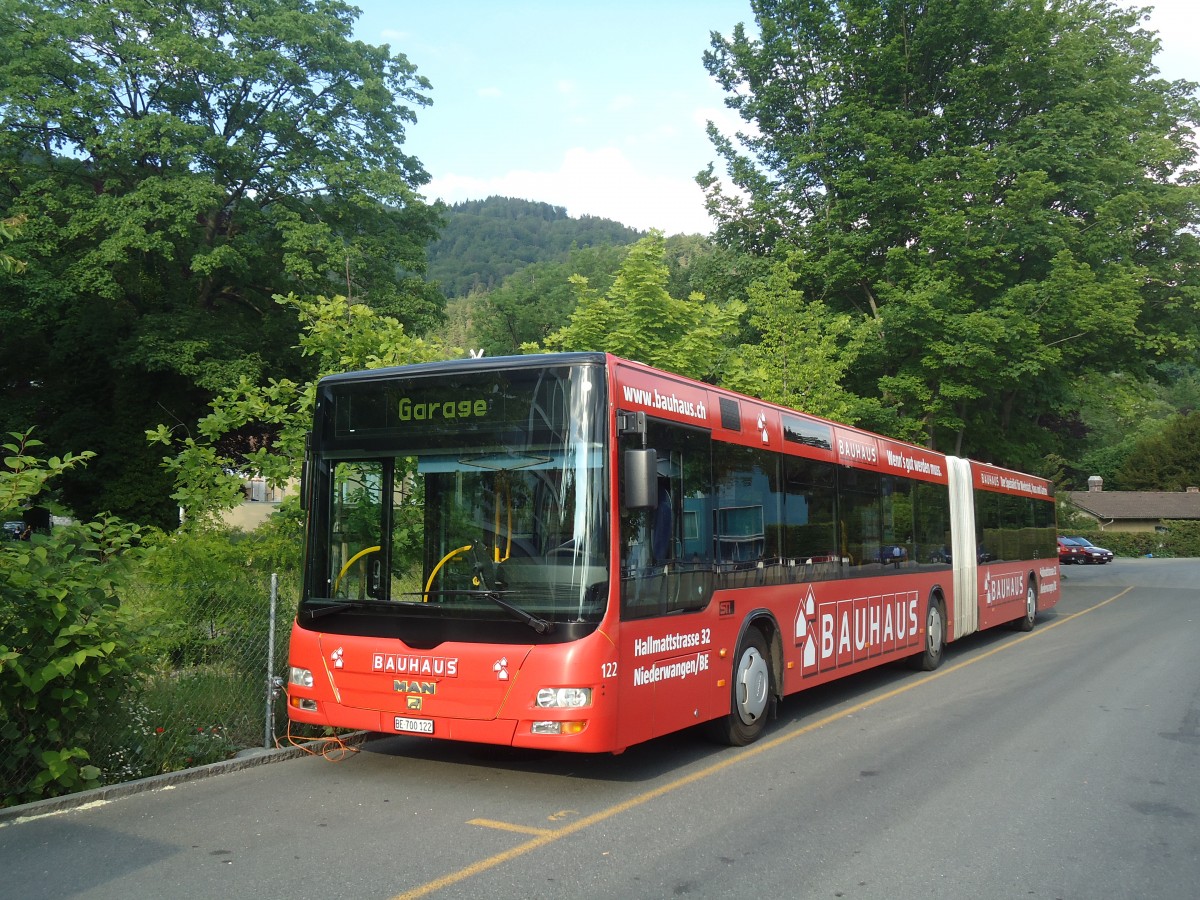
[472,244,629,356]
[426,196,642,297]
[663,235,768,333]
[702,0,1200,465]
[468,236,761,359]
[0,0,443,525]
[541,231,745,382]
[1114,412,1200,491]
[0,214,25,275]
[1063,368,1182,487]
[149,293,449,525]
[728,253,882,425]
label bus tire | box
[710,627,772,746]
[1014,578,1037,632]
[910,594,945,671]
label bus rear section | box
[964,460,1060,634]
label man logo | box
[393,680,436,695]
[407,696,422,711]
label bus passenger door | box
[617,417,717,746]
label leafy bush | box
[1066,522,1200,558]
[1,433,149,806]
[87,512,305,784]
[127,511,301,672]
[1159,521,1200,557]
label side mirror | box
[624,449,659,510]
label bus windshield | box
[304,362,608,629]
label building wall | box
[221,500,283,531]
[218,477,295,531]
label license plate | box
[394,716,434,734]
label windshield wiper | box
[303,598,383,620]
[421,588,555,635]
[482,589,555,634]
[305,588,555,634]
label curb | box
[0,731,374,826]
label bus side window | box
[913,480,952,566]
[713,444,783,587]
[880,475,916,570]
[838,467,882,570]
[976,490,1055,562]
[782,457,839,580]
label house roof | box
[1065,489,1200,521]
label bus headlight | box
[535,687,592,709]
[289,666,314,689]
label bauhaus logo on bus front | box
[372,652,459,677]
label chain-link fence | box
[93,573,300,783]
[2,572,302,807]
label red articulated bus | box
[287,353,1059,751]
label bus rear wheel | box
[910,595,945,671]
[709,627,772,746]
[1014,579,1037,632]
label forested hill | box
[426,196,643,297]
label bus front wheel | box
[709,627,772,746]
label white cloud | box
[608,93,638,113]
[425,146,714,235]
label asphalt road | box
[2,558,1197,900]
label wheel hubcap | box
[736,647,769,723]
[928,606,943,659]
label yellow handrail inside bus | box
[493,478,512,563]
[424,544,473,602]
[332,545,380,595]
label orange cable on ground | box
[277,721,361,761]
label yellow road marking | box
[467,818,555,836]
[392,588,1131,900]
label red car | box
[1058,537,1088,565]
[1067,536,1114,564]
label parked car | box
[875,544,909,565]
[1058,537,1088,565]
[928,544,993,565]
[1067,536,1113,564]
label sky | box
[352,1,1200,237]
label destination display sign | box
[325,364,599,449]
